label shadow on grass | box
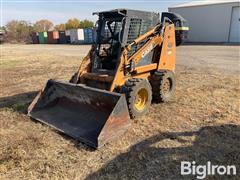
[0,91,38,113]
[86,124,240,180]
[0,91,95,151]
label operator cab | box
[92,9,159,75]
[93,10,125,73]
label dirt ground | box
[0,44,239,179]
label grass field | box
[0,44,239,179]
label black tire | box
[150,71,175,103]
[122,78,152,119]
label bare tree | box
[54,23,66,31]
[65,18,80,29]
[79,19,94,29]
[5,20,33,43]
[34,19,53,32]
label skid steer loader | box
[28,9,189,148]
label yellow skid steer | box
[28,9,189,148]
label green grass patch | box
[12,103,28,112]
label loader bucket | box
[28,79,131,148]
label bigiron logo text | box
[181,161,237,179]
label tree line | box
[1,18,94,43]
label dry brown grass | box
[0,44,239,179]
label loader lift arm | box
[74,23,177,92]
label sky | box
[1,0,191,26]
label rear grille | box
[127,18,153,57]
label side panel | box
[65,30,71,44]
[53,31,59,39]
[70,29,78,43]
[65,30,70,36]
[39,32,48,44]
[78,29,84,41]
[158,24,176,72]
[169,3,239,43]
[32,32,39,44]
[229,6,240,43]
[122,10,160,47]
[58,31,67,44]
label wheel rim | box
[162,78,171,95]
[134,88,148,111]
